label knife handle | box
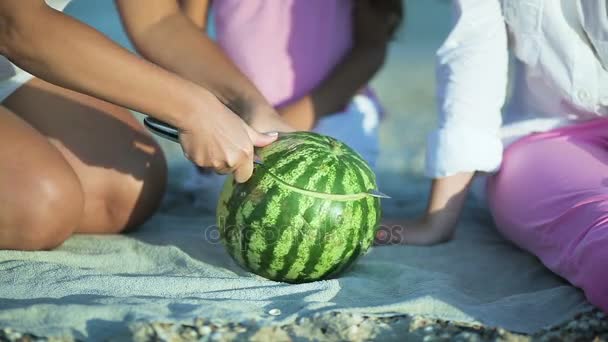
[143,116,265,166]
[143,117,180,143]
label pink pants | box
[488,119,608,312]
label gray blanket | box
[0,176,592,340]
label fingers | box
[230,125,277,182]
[233,156,254,183]
[246,125,279,147]
[180,122,276,183]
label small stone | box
[234,326,247,334]
[268,308,282,316]
[424,326,435,333]
[347,324,359,338]
[596,311,606,319]
[198,325,212,335]
[210,332,222,341]
[181,328,198,338]
[7,331,23,340]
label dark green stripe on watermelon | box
[297,200,337,282]
[273,197,326,282]
[255,189,303,279]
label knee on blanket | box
[0,169,84,251]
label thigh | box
[3,78,167,233]
[488,127,608,310]
[0,105,83,249]
[487,129,608,268]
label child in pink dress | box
[179,0,402,204]
[183,0,402,166]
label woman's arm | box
[0,1,198,129]
[0,0,275,182]
[278,0,400,130]
[180,0,209,30]
[377,0,509,245]
[278,47,387,131]
[115,0,291,133]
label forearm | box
[278,44,387,130]
[311,44,387,117]
[180,0,208,29]
[116,4,270,122]
[0,3,203,129]
[424,172,475,237]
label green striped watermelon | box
[216,132,381,283]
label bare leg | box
[1,77,167,249]
[0,105,83,250]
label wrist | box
[422,209,458,237]
[210,86,272,125]
[172,86,218,132]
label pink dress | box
[213,0,352,108]
[212,0,380,165]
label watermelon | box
[216,132,381,283]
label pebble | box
[566,321,578,331]
[439,332,451,339]
[182,328,197,338]
[210,332,223,341]
[268,308,282,316]
[198,325,212,335]
[234,326,247,334]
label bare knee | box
[1,171,84,250]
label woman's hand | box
[177,91,278,183]
[374,217,455,246]
[375,172,475,246]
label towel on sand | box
[0,175,592,340]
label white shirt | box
[426,0,608,178]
